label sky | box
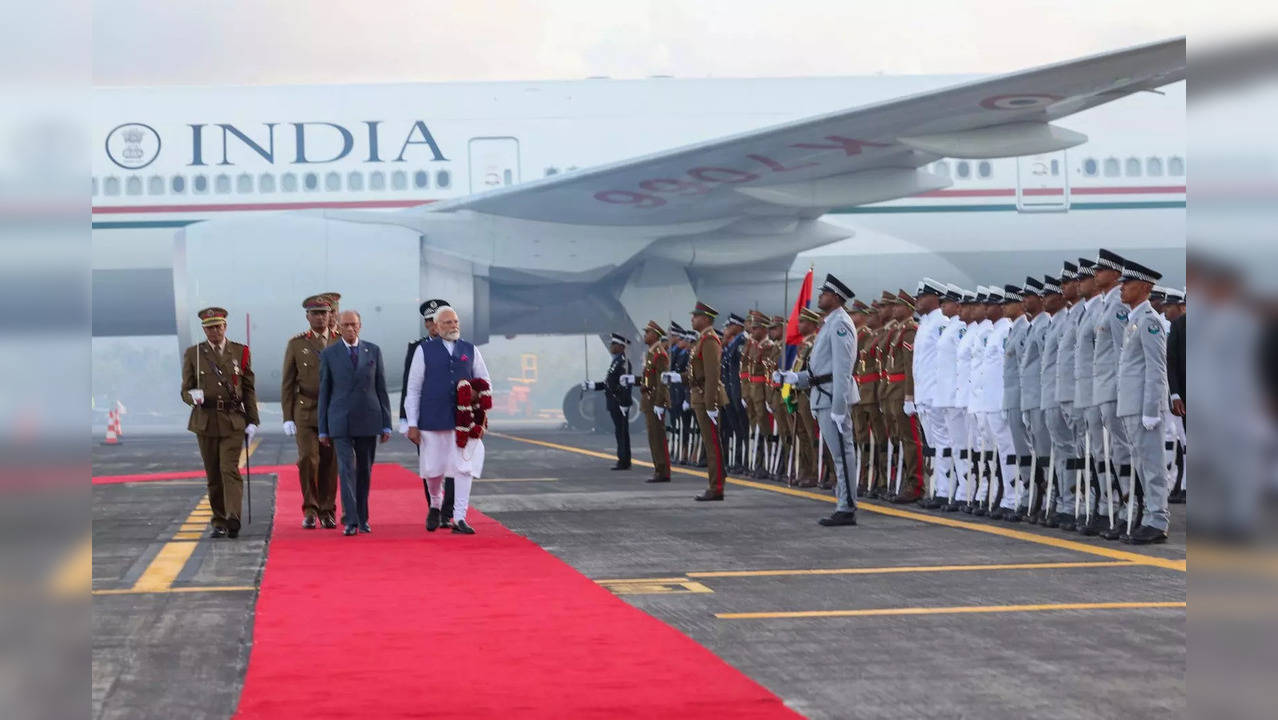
[92,0,1204,87]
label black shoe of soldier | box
[1054,513,1075,531]
[452,520,476,534]
[961,502,975,514]
[941,501,963,512]
[818,510,857,527]
[426,507,441,532]
[921,497,945,510]
[1100,522,1125,541]
[227,527,239,539]
[973,505,988,517]
[645,476,671,483]
[1003,509,1023,523]
[1122,524,1168,545]
[1042,512,1061,528]
[694,491,724,502]
[302,514,317,529]
[209,526,227,538]
[320,513,337,529]
[610,463,630,471]
[1168,489,1186,504]
[1078,515,1103,536]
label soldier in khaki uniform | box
[850,300,877,495]
[790,307,822,486]
[743,311,770,472]
[324,291,342,335]
[281,295,341,529]
[639,320,672,483]
[762,315,788,479]
[687,301,727,501]
[885,290,924,502]
[180,307,260,538]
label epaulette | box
[291,331,308,340]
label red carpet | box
[234,464,800,719]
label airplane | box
[91,37,1185,420]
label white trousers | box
[979,411,1019,509]
[920,405,950,498]
[417,430,485,522]
[940,407,970,501]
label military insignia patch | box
[836,328,848,336]
[958,328,966,339]
[1147,324,1160,334]
[1117,312,1129,322]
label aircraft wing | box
[421,37,1184,226]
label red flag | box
[785,267,813,348]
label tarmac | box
[91,425,1185,719]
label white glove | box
[831,413,847,430]
[707,410,719,423]
[682,401,690,412]
[283,420,297,436]
[771,371,782,384]
[782,371,799,384]
[654,407,665,420]
[1141,415,1161,430]
[740,398,747,409]
[667,373,683,385]
[581,380,593,391]
[1022,411,1032,429]
[397,418,410,434]
[903,401,916,417]
[245,423,258,441]
[619,374,635,387]
[765,403,773,414]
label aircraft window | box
[124,176,141,195]
[1125,158,1142,177]
[193,175,208,193]
[171,175,186,194]
[933,161,950,178]
[347,171,364,191]
[503,169,513,185]
[1103,158,1119,177]
[436,169,451,188]
[414,170,429,188]
[324,172,341,191]
[1168,156,1185,176]
[955,161,970,179]
[214,174,231,193]
[1050,159,1060,176]
[304,172,318,191]
[1146,157,1163,177]
[259,173,275,193]
[104,177,120,195]
[237,173,253,193]
[977,161,991,178]
[545,167,559,176]
[369,171,385,190]
[1082,158,1097,176]
[281,173,297,192]
[91,177,98,196]
[147,176,163,195]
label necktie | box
[349,344,358,367]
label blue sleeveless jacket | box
[416,338,476,431]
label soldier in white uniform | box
[1018,277,1052,521]
[1116,260,1172,544]
[1073,258,1111,535]
[1043,267,1080,529]
[1001,283,1032,521]
[907,278,948,502]
[924,285,966,510]
[786,274,860,527]
[1092,249,1137,541]
[965,287,997,514]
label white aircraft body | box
[91,39,1185,402]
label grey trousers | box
[1045,403,1079,513]
[1080,404,1111,518]
[1099,400,1134,522]
[816,407,859,512]
[1122,415,1171,531]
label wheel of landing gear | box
[561,387,597,431]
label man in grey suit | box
[1116,260,1171,544]
[1073,258,1111,535]
[1092,249,1137,541]
[1017,276,1051,521]
[1001,283,1032,522]
[786,273,860,527]
[318,310,393,536]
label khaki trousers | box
[295,423,338,516]
[197,433,245,530]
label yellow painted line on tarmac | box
[94,585,256,596]
[595,576,693,584]
[491,432,1186,573]
[716,600,1187,620]
[238,435,262,470]
[48,534,92,597]
[131,540,201,592]
[689,560,1136,578]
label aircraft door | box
[468,137,520,193]
[1016,150,1070,213]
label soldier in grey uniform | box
[1017,276,1051,520]
[1038,275,1072,527]
[1073,258,1111,535]
[1092,248,1137,541]
[786,273,860,527]
[1001,283,1032,522]
[1045,264,1082,529]
[1116,260,1172,544]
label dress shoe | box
[610,463,631,471]
[343,525,358,536]
[891,493,921,504]
[1003,510,1023,523]
[209,526,227,538]
[972,505,988,517]
[1167,489,1186,504]
[1099,522,1125,541]
[302,515,317,530]
[227,528,239,539]
[920,496,946,510]
[1122,524,1168,545]
[694,491,724,502]
[359,522,371,534]
[818,510,858,527]
[320,513,337,529]
[426,507,441,532]
[452,519,476,534]
[797,479,819,488]
[645,476,671,483]
[961,502,975,514]
[941,501,963,512]
[1042,512,1060,528]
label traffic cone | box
[103,407,120,445]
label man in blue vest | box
[399,298,456,528]
[404,306,490,535]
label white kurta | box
[404,340,491,480]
